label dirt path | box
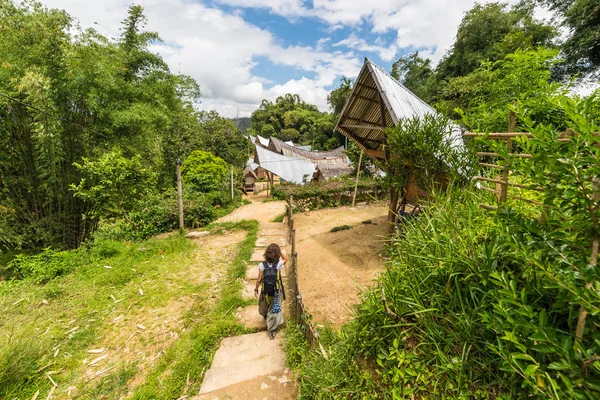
[217,194,285,225]
[293,204,389,327]
[192,194,296,400]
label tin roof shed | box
[334,58,439,160]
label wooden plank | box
[379,93,389,160]
[478,162,505,170]
[476,152,532,158]
[365,149,386,159]
[472,176,543,191]
[340,124,384,130]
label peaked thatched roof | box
[334,58,437,160]
[312,163,353,181]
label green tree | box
[181,150,229,193]
[450,48,569,132]
[327,76,354,115]
[70,149,156,221]
[539,0,600,78]
[391,52,437,104]
[248,93,340,150]
[0,1,203,249]
[436,2,557,80]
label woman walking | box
[254,243,287,339]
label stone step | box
[242,281,256,300]
[237,305,266,330]
[193,370,295,400]
[198,332,286,395]
[256,236,288,248]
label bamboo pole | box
[575,177,600,351]
[230,166,234,200]
[352,150,363,207]
[176,159,184,231]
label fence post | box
[500,109,516,203]
[296,293,302,325]
[176,159,184,231]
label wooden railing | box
[286,195,318,345]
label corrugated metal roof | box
[254,144,315,184]
[313,164,353,181]
[296,145,312,151]
[335,58,461,159]
[255,135,269,147]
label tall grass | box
[288,188,507,398]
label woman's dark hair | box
[264,243,281,265]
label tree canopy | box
[0,1,244,250]
[248,93,343,150]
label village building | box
[312,164,353,182]
[334,58,461,221]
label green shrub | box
[181,150,229,193]
[3,248,78,283]
[118,190,217,240]
[272,177,383,212]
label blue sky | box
[40,0,541,117]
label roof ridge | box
[366,59,435,113]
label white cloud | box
[333,33,397,62]
[216,0,308,17]
[38,0,554,118]
[40,0,360,117]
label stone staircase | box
[192,202,295,399]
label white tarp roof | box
[254,144,315,184]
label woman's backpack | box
[262,262,279,296]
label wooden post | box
[176,159,184,231]
[266,172,270,197]
[230,166,234,200]
[500,109,516,203]
[352,150,363,207]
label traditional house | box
[312,164,354,182]
[254,144,315,185]
[334,58,461,220]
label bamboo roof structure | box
[312,163,353,181]
[334,58,437,160]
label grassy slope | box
[0,220,258,399]
[132,220,258,399]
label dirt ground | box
[293,203,389,328]
[217,192,286,225]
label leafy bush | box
[181,150,229,193]
[272,177,383,212]
[123,190,216,240]
[2,248,78,283]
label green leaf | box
[524,364,538,377]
